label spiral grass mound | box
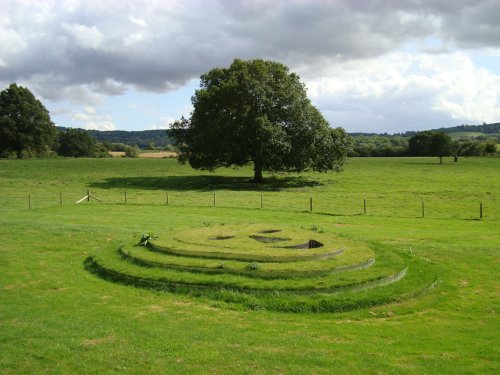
[85,224,439,312]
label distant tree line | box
[350,130,498,159]
[83,129,173,148]
[349,135,409,157]
[53,130,150,158]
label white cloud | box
[306,52,500,132]
[17,75,104,106]
[49,107,73,116]
[70,107,117,130]
[93,79,128,96]
[0,26,26,55]
[151,116,176,130]
[62,23,104,50]
[83,121,116,131]
[128,16,148,28]
[123,32,144,47]
[84,106,96,115]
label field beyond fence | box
[2,157,498,221]
[14,187,498,220]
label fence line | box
[12,189,497,221]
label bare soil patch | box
[109,151,177,158]
[139,151,177,158]
[109,151,125,157]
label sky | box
[1,0,500,134]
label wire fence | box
[3,187,498,220]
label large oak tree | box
[0,83,56,158]
[171,59,352,182]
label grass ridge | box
[119,246,376,279]
[147,242,345,262]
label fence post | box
[166,193,169,206]
[87,190,90,202]
[124,190,127,204]
[260,194,263,209]
[363,197,367,214]
[60,192,63,206]
[310,197,313,212]
[213,192,216,207]
[28,194,31,210]
[480,202,483,219]
[421,201,425,218]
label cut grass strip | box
[133,242,375,271]
[148,242,344,262]
[120,245,375,279]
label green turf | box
[0,157,499,373]
[87,222,416,305]
[119,241,375,278]
[87,243,406,292]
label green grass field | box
[448,131,500,140]
[1,157,499,373]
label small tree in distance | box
[409,130,453,164]
[124,145,140,158]
[57,128,97,157]
[483,141,497,155]
[171,59,352,182]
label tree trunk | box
[253,161,264,183]
[439,156,443,164]
[454,154,458,162]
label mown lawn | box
[0,157,498,374]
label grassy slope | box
[449,131,491,139]
[0,157,499,374]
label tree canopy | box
[171,59,352,182]
[483,140,497,155]
[409,131,453,163]
[57,128,97,157]
[0,83,56,158]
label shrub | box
[245,262,261,271]
[124,146,140,158]
[138,233,157,246]
[109,143,128,152]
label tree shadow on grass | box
[402,162,443,165]
[90,175,323,192]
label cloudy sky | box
[1,0,500,133]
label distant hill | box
[435,122,500,135]
[351,122,500,139]
[57,127,172,148]
[432,123,500,141]
[57,122,499,149]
